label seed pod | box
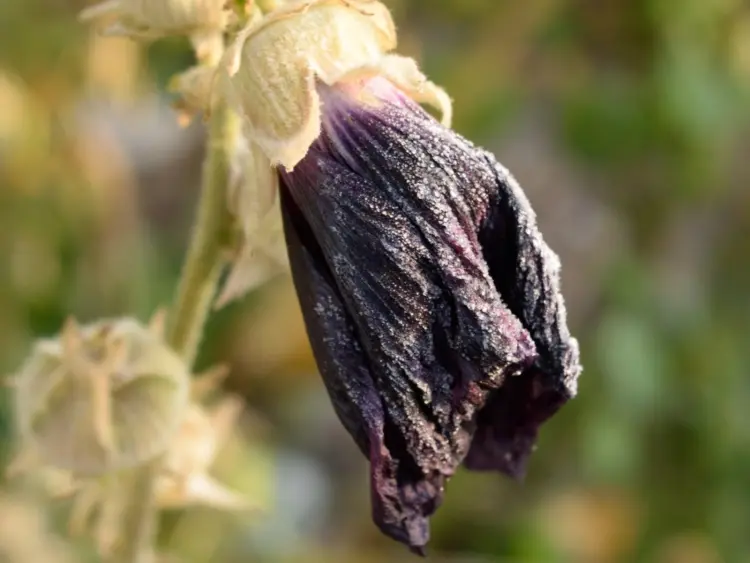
[13,315,190,477]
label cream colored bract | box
[80,0,230,62]
[223,0,452,170]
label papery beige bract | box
[223,0,451,169]
[20,381,251,557]
[169,65,218,125]
[80,0,230,62]
[156,398,248,509]
[216,133,289,306]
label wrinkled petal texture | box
[280,79,581,551]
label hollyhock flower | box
[221,0,581,552]
[280,78,580,552]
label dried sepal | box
[190,364,231,400]
[148,308,168,339]
[168,65,218,126]
[79,0,230,63]
[215,132,289,307]
[156,398,249,510]
[222,0,449,169]
[13,316,190,476]
[26,395,252,556]
[79,0,230,34]
[355,54,452,126]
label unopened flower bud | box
[13,314,190,477]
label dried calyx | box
[60,390,252,558]
[222,0,451,171]
[11,313,190,477]
[79,0,231,62]
[8,335,251,558]
[213,0,453,305]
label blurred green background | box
[1,0,749,562]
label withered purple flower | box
[219,0,581,552]
[279,77,581,552]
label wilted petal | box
[282,195,442,549]
[280,79,544,550]
[463,157,581,476]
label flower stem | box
[167,102,237,364]
[112,103,237,563]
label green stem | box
[112,103,237,563]
[167,102,237,363]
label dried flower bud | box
[222,0,451,170]
[13,314,190,477]
[279,78,581,551]
[80,0,231,63]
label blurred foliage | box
[1,0,749,562]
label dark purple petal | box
[463,156,582,476]
[281,189,439,550]
[278,78,581,551]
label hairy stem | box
[112,103,237,563]
[167,102,237,363]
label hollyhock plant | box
[220,0,582,552]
